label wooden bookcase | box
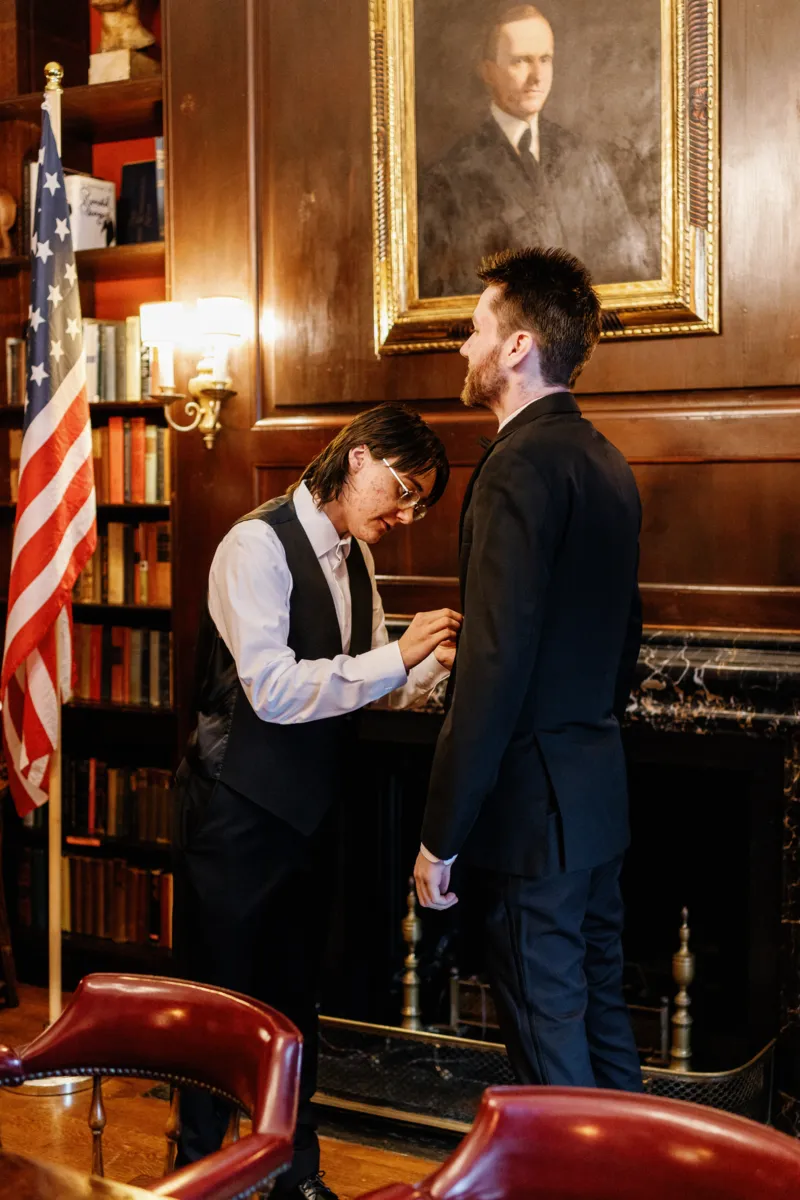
[0,63,178,989]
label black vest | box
[181,494,373,835]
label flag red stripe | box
[10,398,93,583]
[2,523,94,696]
[7,449,94,615]
[16,385,91,503]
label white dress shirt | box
[491,103,541,162]
[207,481,449,724]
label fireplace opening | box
[622,728,784,1068]
[324,720,785,1078]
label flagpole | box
[44,61,64,1028]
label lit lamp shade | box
[197,297,247,381]
[197,297,247,339]
[139,301,187,347]
[139,302,186,393]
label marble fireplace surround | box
[624,629,800,1130]
[371,625,800,1129]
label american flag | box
[0,102,96,815]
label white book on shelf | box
[144,425,158,502]
[83,320,100,403]
[29,164,117,250]
[100,323,117,403]
[125,316,142,401]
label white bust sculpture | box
[91,0,156,53]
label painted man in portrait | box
[418,4,652,297]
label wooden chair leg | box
[164,1087,181,1175]
[89,1075,106,1177]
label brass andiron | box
[401,878,422,1031]
[670,906,695,1072]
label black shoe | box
[294,1173,339,1200]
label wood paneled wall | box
[163,0,800,735]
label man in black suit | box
[414,246,643,1092]
[418,4,654,297]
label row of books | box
[24,761,174,844]
[73,624,173,708]
[8,421,172,506]
[91,420,171,505]
[84,318,152,404]
[17,848,173,948]
[73,522,172,607]
[4,319,154,407]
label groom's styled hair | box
[478,246,602,387]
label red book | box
[122,627,131,702]
[107,417,125,505]
[130,417,146,504]
[145,523,159,605]
[89,626,103,701]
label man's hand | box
[414,849,458,910]
[434,638,456,670]
[399,610,462,671]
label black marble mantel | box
[630,629,800,735]
[366,625,800,1130]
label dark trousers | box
[473,854,643,1091]
[172,772,335,1191]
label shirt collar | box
[490,104,540,160]
[294,480,352,562]
[496,387,565,433]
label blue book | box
[155,136,165,240]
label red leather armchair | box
[0,973,302,1200]
[359,1086,800,1200]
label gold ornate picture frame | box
[371,0,719,354]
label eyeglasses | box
[382,458,428,521]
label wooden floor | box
[0,986,437,1198]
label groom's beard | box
[461,344,506,411]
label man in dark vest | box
[173,405,460,1200]
[415,247,643,1095]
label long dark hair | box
[295,404,450,506]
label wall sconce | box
[139,297,247,450]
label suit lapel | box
[458,437,495,550]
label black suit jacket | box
[418,116,654,297]
[422,393,642,878]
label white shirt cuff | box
[409,651,449,694]
[361,638,408,693]
[420,843,457,866]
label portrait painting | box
[370,0,719,352]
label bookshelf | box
[0,242,166,281]
[0,29,175,989]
